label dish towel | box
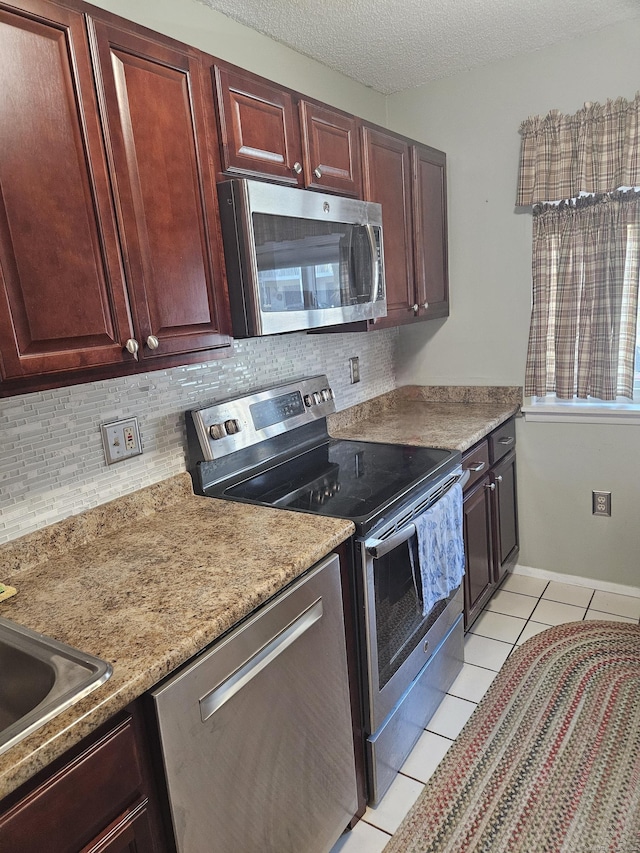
[412,482,465,616]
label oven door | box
[360,518,463,734]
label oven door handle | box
[365,523,416,559]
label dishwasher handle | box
[199,597,323,722]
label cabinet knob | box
[485,482,496,491]
[495,475,503,483]
[292,162,303,175]
[423,301,429,310]
[313,166,322,179]
[125,338,139,356]
[412,303,419,314]
[146,335,159,350]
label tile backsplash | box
[1,329,397,544]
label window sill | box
[522,398,640,424]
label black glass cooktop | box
[216,439,459,533]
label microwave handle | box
[365,523,415,559]
[365,225,380,304]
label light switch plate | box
[101,417,143,465]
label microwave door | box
[345,225,378,305]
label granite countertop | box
[328,385,522,452]
[0,473,354,800]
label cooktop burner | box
[218,439,455,530]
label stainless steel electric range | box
[186,375,466,803]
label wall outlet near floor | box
[101,417,143,465]
[592,490,611,516]
[349,356,360,384]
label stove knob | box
[209,423,227,440]
[312,392,322,405]
[320,388,331,402]
[303,394,313,407]
[225,419,241,435]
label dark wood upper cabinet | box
[0,0,232,396]
[360,126,449,329]
[214,65,303,186]
[362,126,415,325]
[0,0,134,381]
[88,19,231,362]
[412,144,449,320]
[213,64,361,196]
[299,101,361,196]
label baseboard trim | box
[513,564,640,599]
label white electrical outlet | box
[101,417,142,465]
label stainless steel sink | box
[0,616,112,756]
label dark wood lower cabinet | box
[0,702,166,853]
[493,450,518,583]
[463,475,495,627]
[82,799,156,853]
[462,419,519,629]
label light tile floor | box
[330,573,640,852]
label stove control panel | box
[188,375,336,461]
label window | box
[517,96,640,418]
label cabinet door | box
[83,799,155,853]
[299,102,361,196]
[412,144,449,319]
[492,450,519,581]
[214,65,303,186]
[0,0,133,382]
[362,127,415,326]
[463,477,495,629]
[89,20,231,362]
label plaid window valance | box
[516,93,640,206]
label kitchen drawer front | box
[462,440,490,492]
[0,715,144,853]
[489,418,516,465]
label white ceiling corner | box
[196,0,640,94]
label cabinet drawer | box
[462,441,490,492]
[0,715,143,853]
[489,419,516,464]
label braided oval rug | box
[384,621,640,853]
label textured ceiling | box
[196,0,640,94]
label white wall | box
[387,19,640,587]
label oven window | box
[374,538,448,689]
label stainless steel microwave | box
[217,179,386,337]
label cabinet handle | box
[124,338,139,356]
[313,166,322,179]
[498,436,515,445]
[146,335,159,350]
[292,162,303,175]
[467,461,485,472]
[485,482,496,491]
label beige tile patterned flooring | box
[331,573,640,853]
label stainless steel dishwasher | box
[151,553,357,853]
